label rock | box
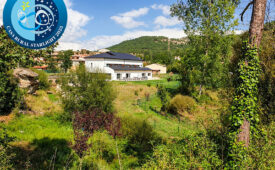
[13,68,39,94]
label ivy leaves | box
[230,41,261,130]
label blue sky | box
[0,0,274,50]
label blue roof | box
[85,52,142,61]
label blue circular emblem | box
[3,0,67,49]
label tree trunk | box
[238,0,267,147]
[249,0,267,47]
[237,118,250,147]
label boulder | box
[13,68,39,94]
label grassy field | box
[1,77,229,169]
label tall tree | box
[171,0,240,94]
[0,26,36,114]
[234,0,268,147]
[58,50,74,73]
[249,0,268,47]
[44,43,59,73]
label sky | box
[0,0,274,51]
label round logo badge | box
[3,0,67,49]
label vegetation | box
[108,36,186,65]
[58,50,74,73]
[171,0,239,94]
[59,66,116,121]
[32,69,51,90]
[0,0,274,169]
[0,72,22,115]
[169,94,196,115]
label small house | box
[145,64,167,75]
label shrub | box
[59,66,116,120]
[87,131,117,163]
[0,145,13,169]
[134,90,139,96]
[147,83,151,87]
[33,69,50,90]
[72,109,121,157]
[143,132,223,169]
[169,94,196,115]
[0,72,22,115]
[157,85,170,112]
[0,128,15,169]
[120,115,161,164]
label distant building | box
[174,56,181,61]
[84,52,152,81]
[98,49,110,53]
[33,65,48,70]
[145,64,167,75]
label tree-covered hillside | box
[108,36,187,54]
[108,36,187,65]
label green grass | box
[114,79,196,139]
[1,115,75,169]
[138,94,201,139]
[3,115,73,142]
[48,94,58,102]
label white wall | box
[115,70,152,80]
[85,58,143,70]
[85,58,151,80]
[146,64,167,74]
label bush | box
[169,94,196,115]
[33,69,50,90]
[0,72,22,115]
[59,66,116,120]
[134,90,139,96]
[72,109,121,157]
[120,115,161,164]
[143,132,223,169]
[0,128,15,169]
[157,85,170,112]
[0,145,13,169]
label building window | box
[117,73,121,80]
[142,73,145,77]
[126,73,130,78]
[148,73,151,76]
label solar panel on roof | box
[85,52,142,61]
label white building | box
[146,64,167,75]
[84,52,152,81]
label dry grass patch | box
[114,83,157,114]
[25,90,62,115]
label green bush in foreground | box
[120,115,161,164]
[32,69,50,90]
[143,132,223,169]
[0,72,22,115]
[59,66,116,121]
[0,128,15,169]
[169,94,196,115]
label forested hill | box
[108,36,187,54]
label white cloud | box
[59,8,91,42]
[151,4,171,15]
[154,16,181,27]
[57,28,187,51]
[58,0,91,43]
[110,7,149,29]
[0,0,7,26]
